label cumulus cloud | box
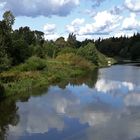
[71,18,85,26]
[66,18,85,33]
[78,11,122,36]
[124,0,140,12]
[0,0,80,17]
[66,10,122,40]
[43,23,56,35]
[43,23,60,40]
[122,13,140,31]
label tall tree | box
[55,37,66,48]
[67,33,77,48]
[3,11,15,31]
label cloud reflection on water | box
[8,77,140,140]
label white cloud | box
[66,25,76,33]
[114,31,134,38]
[78,11,122,35]
[0,0,80,17]
[71,18,85,26]
[124,0,140,12]
[44,34,60,41]
[122,13,140,31]
[76,34,94,41]
[66,18,85,33]
[43,23,60,40]
[66,10,123,41]
[43,23,56,35]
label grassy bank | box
[0,42,116,98]
[0,55,96,97]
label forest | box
[0,11,140,97]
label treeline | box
[0,11,106,73]
[95,34,140,60]
[0,11,45,72]
[0,11,140,73]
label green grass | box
[0,54,95,97]
[0,52,116,98]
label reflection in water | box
[57,69,98,89]
[0,64,140,140]
[0,99,19,140]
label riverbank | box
[0,49,115,98]
[0,55,96,97]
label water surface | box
[0,64,140,140]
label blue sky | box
[0,0,140,41]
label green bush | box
[56,53,94,70]
[58,47,76,55]
[0,83,5,97]
[77,43,99,65]
[33,45,46,58]
[77,42,111,67]
[18,56,47,71]
[0,53,11,72]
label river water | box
[0,64,140,140]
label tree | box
[0,20,12,71]
[34,30,44,46]
[67,33,77,48]
[77,43,99,65]
[0,50,11,72]
[18,26,35,45]
[11,39,31,65]
[130,42,140,60]
[0,20,12,52]
[55,37,66,48]
[44,41,58,58]
[3,11,15,31]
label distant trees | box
[55,37,66,48]
[130,42,140,59]
[67,33,77,48]
[0,10,140,72]
[96,33,140,60]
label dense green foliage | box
[95,34,140,60]
[0,83,5,97]
[13,56,47,71]
[77,43,99,65]
[3,10,139,97]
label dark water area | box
[0,64,140,140]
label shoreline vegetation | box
[1,10,140,98]
[0,44,115,98]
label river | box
[0,64,140,140]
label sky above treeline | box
[0,0,140,41]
